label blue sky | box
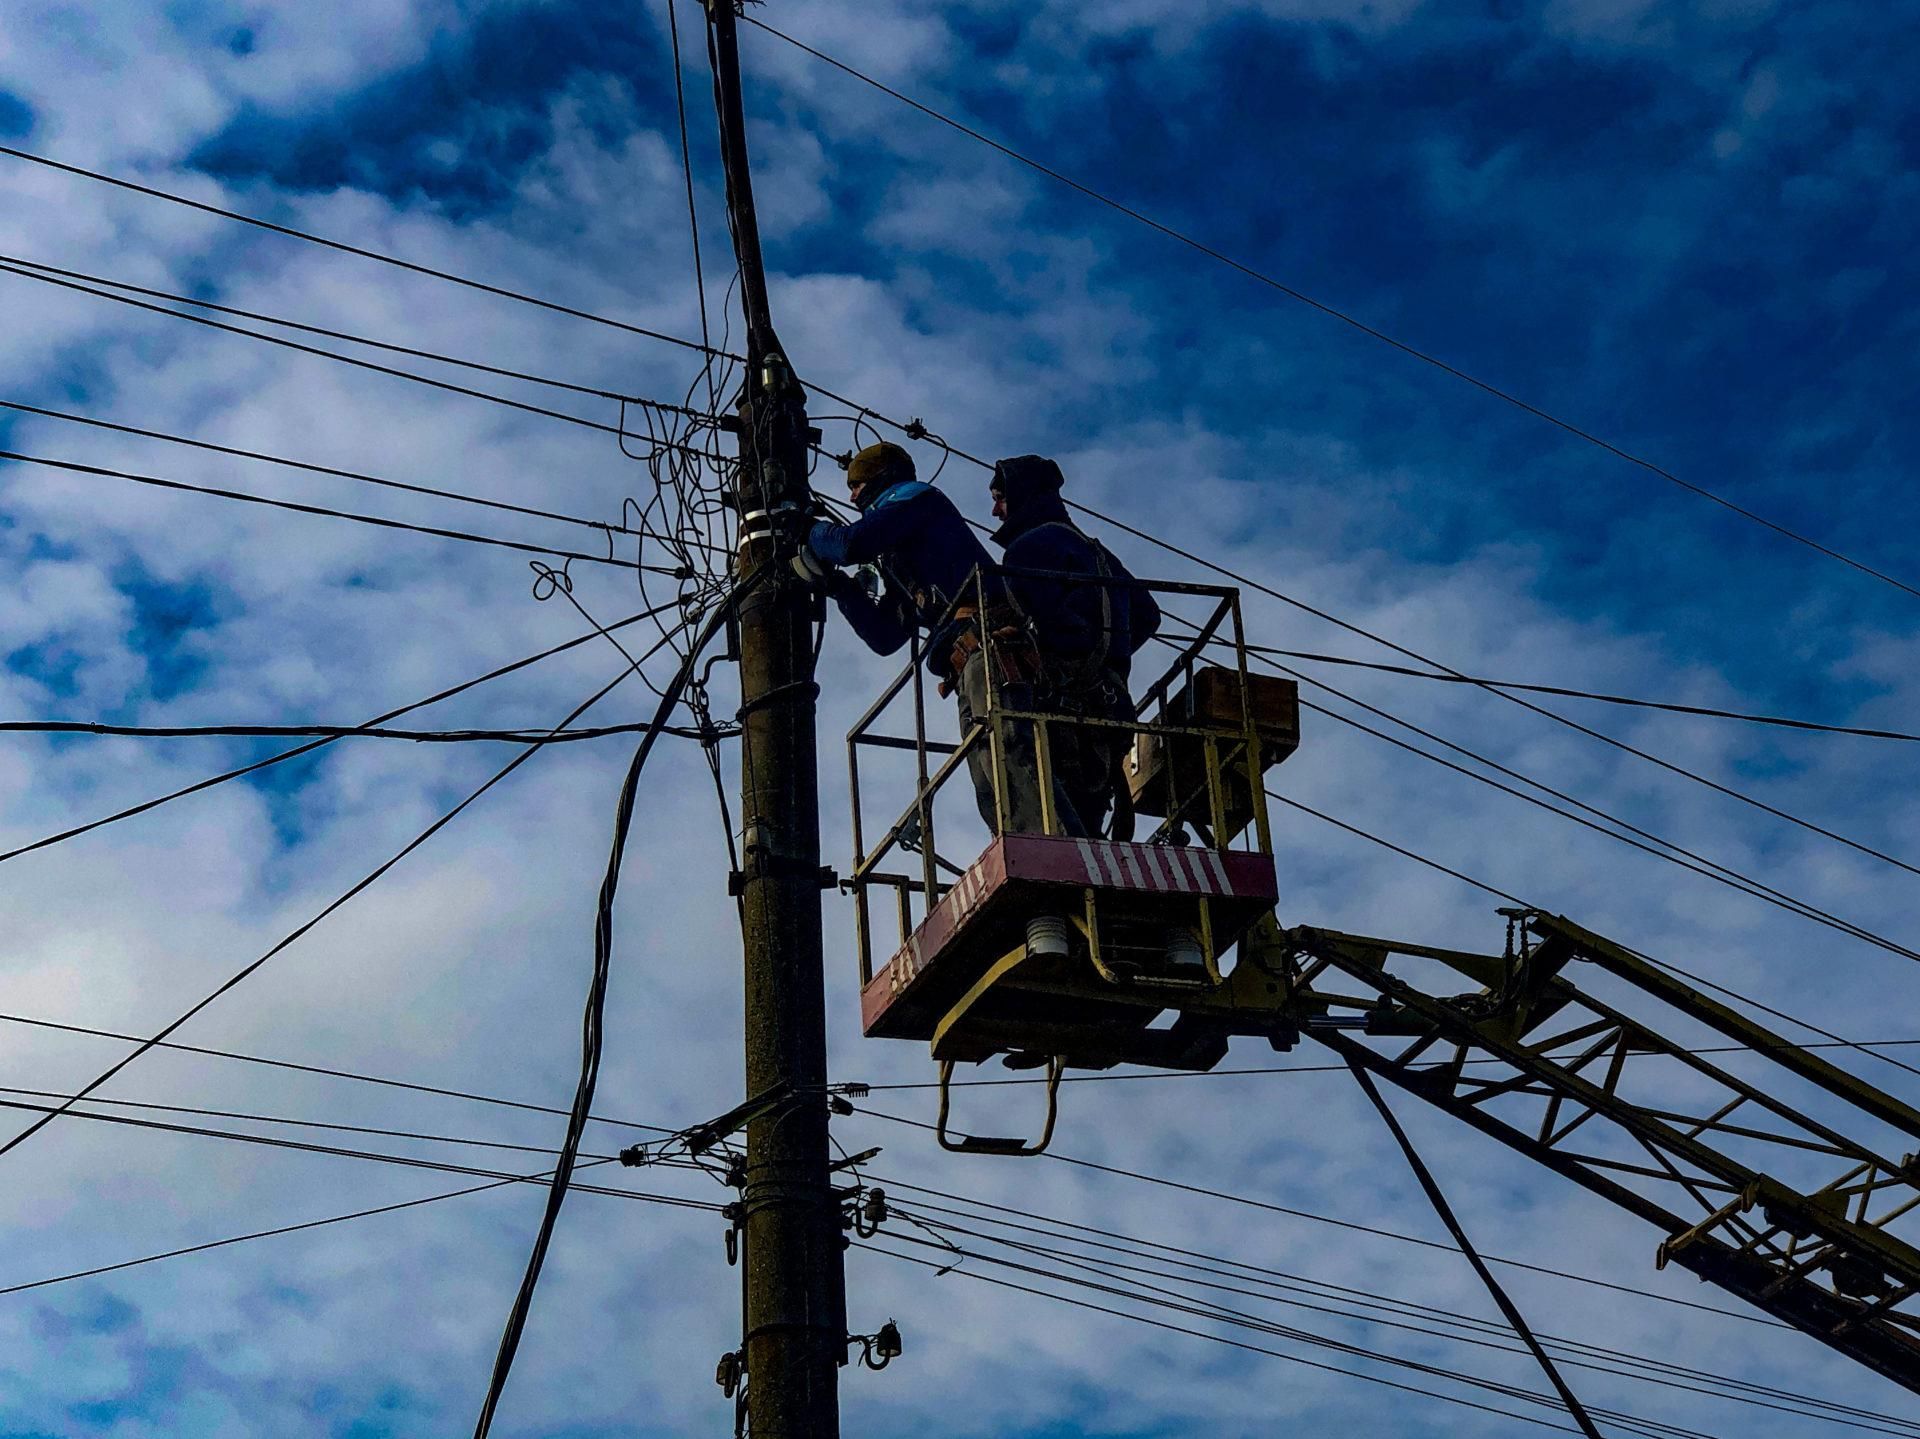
[3,1,1920,1435]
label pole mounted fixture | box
[700,3,848,1436]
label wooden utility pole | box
[701,2,846,1435]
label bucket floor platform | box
[861,833,1279,1067]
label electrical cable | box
[862,1242,1648,1438]
[0,1159,717,1301]
[0,1084,618,1161]
[876,1192,1917,1433]
[22,1068,1881,1429]
[1250,643,1920,745]
[0,600,683,865]
[1345,1057,1604,1437]
[17,1063,1854,1425]
[23,1070,1867,1428]
[0,398,726,554]
[0,1009,673,1136]
[665,0,718,410]
[869,1230,1714,1439]
[0,144,725,360]
[470,568,757,1438]
[0,1092,660,1193]
[851,1107,1781,1327]
[1147,622,1920,959]
[0,139,942,457]
[741,16,1920,604]
[7,1002,1878,1351]
[1165,605,1920,891]
[0,609,708,1159]
[0,720,726,743]
[0,261,726,466]
[0,254,709,419]
[0,449,682,574]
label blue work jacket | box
[994,494,1161,687]
[809,480,997,664]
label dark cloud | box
[187,0,677,219]
[0,90,35,140]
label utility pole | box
[701,2,846,1435]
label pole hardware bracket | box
[848,1320,902,1371]
[681,1080,796,1156]
[715,1349,744,1398]
[727,859,838,896]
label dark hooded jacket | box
[991,459,1161,689]
[808,479,996,665]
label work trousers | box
[956,648,1091,837]
[956,652,1131,839]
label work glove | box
[792,542,831,586]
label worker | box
[988,455,1162,839]
[801,442,1074,836]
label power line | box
[0,1009,672,1135]
[0,142,977,482]
[0,144,726,361]
[0,719,726,744]
[1179,611,1920,893]
[742,16,1920,605]
[863,1242,1655,1439]
[0,609,706,1159]
[869,1233,1717,1439]
[0,600,685,865]
[807,370,1920,948]
[665,0,718,400]
[0,1084,613,1161]
[0,1092,651,1193]
[851,1109,1780,1328]
[0,398,726,554]
[1256,643,1920,745]
[825,398,1920,911]
[5,1058,1851,1426]
[0,449,687,574]
[1,998,1866,1340]
[878,1192,1915,1433]
[0,1158,715,1301]
[1147,623,1920,959]
[0,254,707,417]
[0,261,726,466]
[0,1060,1844,1423]
[823,394,1920,980]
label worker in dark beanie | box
[801,442,1066,833]
[989,455,1161,838]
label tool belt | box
[936,605,1044,698]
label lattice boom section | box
[1290,924,1920,1391]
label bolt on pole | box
[700,2,847,1435]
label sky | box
[2,0,1920,1435]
